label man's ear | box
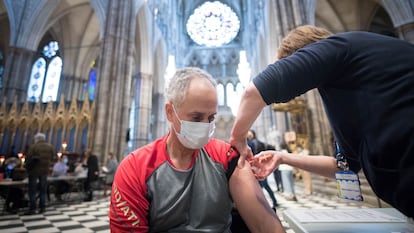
[165,102,173,122]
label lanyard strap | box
[335,142,349,171]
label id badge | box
[335,170,363,201]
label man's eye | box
[208,116,215,122]
[192,117,203,122]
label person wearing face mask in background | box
[109,67,284,233]
[50,155,70,201]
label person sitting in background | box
[1,157,25,213]
[73,158,88,178]
[52,155,69,177]
[51,155,70,201]
[102,152,118,196]
[3,157,19,180]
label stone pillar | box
[135,72,153,148]
[381,0,414,43]
[262,0,320,149]
[305,90,333,155]
[270,0,316,38]
[1,47,36,103]
[397,23,414,43]
[93,0,136,161]
[152,92,167,140]
[59,74,84,101]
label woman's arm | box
[250,151,339,179]
[230,83,267,168]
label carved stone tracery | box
[0,95,95,156]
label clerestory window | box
[27,41,62,102]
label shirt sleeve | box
[204,139,240,180]
[109,155,149,232]
[226,147,240,180]
[253,35,349,105]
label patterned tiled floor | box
[0,179,377,233]
[0,194,110,233]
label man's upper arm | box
[229,163,283,233]
[229,163,268,209]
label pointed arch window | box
[83,60,97,101]
[217,83,224,106]
[87,68,97,100]
[27,41,62,102]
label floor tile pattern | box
[0,181,376,233]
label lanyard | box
[335,142,349,171]
[334,142,363,201]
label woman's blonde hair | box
[277,25,333,59]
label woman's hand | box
[230,137,254,168]
[249,151,283,180]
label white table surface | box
[283,208,414,233]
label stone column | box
[261,0,319,145]
[2,47,36,102]
[397,23,414,43]
[93,0,136,160]
[134,72,153,148]
[305,90,333,155]
[263,1,321,194]
[382,0,414,43]
[152,92,167,140]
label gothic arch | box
[40,118,52,143]
[41,118,52,132]
[28,118,39,132]
[368,5,398,36]
[3,1,59,49]
[136,5,160,74]
[46,2,100,86]
[316,0,380,32]
[52,118,64,151]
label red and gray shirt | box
[109,134,239,232]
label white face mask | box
[172,105,215,149]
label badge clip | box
[334,142,363,202]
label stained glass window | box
[88,68,96,100]
[27,58,47,102]
[186,1,240,47]
[27,41,62,102]
[42,57,62,102]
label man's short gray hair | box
[34,133,46,142]
[164,67,217,106]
